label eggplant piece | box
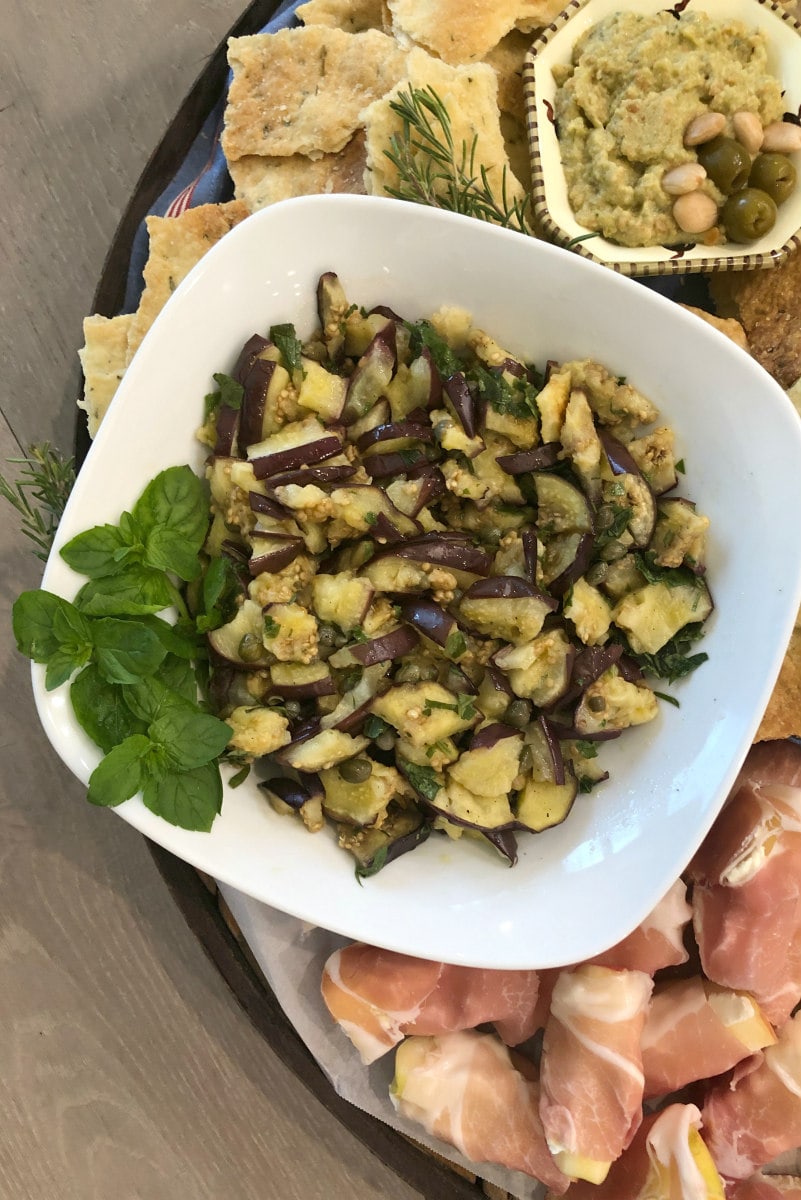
[443,372,477,437]
[234,333,271,384]
[356,422,434,454]
[562,644,624,707]
[525,716,567,785]
[428,778,516,831]
[263,460,356,488]
[277,728,370,772]
[338,803,430,875]
[573,666,659,736]
[248,416,343,479]
[248,491,292,523]
[476,665,515,719]
[320,663,392,732]
[207,598,271,669]
[563,577,613,647]
[311,571,374,631]
[397,597,457,650]
[208,659,266,717]
[377,534,493,577]
[247,531,305,576]
[239,358,295,448]
[362,449,430,480]
[330,484,421,538]
[296,357,348,423]
[371,682,478,749]
[214,403,240,457]
[270,660,336,698]
[341,325,397,425]
[346,625,419,667]
[515,773,578,834]
[650,498,709,572]
[468,722,520,750]
[385,470,446,518]
[626,426,678,496]
[534,472,594,535]
[320,758,403,827]
[386,346,442,422]
[496,443,561,475]
[260,775,318,811]
[448,730,522,796]
[612,581,713,656]
[459,577,558,645]
[599,430,657,549]
[537,368,572,443]
[496,628,575,708]
[316,271,348,363]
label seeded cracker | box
[77,314,134,437]
[125,201,249,366]
[386,0,536,64]
[756,620,801,741]
[296,0,390,34]
[230,132,367,213]
[363,48,527,215]
[222,28,407,162]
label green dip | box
[553,11,784,246]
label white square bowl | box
[32,194,801,968]
[524,0,801,276]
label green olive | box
[696,136,751,194]
[338,757,373,784]
[238,632,264,663]
[748,152,797,206]
[504,698,532,729]
[721,187,778,242]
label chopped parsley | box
[445,629,467,659]
[269,323,304,376]
[627,624,709,684]
[406,319,462,378]
[401,761,443,801]
[473,363,539,421]
[262,614,281,639]
[204,372,243,419]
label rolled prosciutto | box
[688,740,801,1028]
[545,1104,725,1200]
[586,878,693,975]
[321,942,539,1064]
[642,976,776,1098]
[702,1011,801,1180]
[391,1030,570,1192]
[539,964,653,1183]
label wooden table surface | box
[0,4,420,1197]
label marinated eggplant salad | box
[197,272,713,874]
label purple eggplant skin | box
[598,430,643,478]
[548,720,622,743]
[356,422,434,452]
[350,624,419,666]
[485,662,515,700]
[469,722,520,750]
[250,433,343,480]
[239,359,276,450]
[248,533,305,577]
[362,448,429,479]
[405,468,447,511]
[463,576,558,609]
[264,462,356,488]
[382,536,493,577]
[418,346,444,410]
[443,372,477,437]
[371,512,407,544]
[207,658,260,715]
[234,334,271,384]
[342,325,398,425]
[617,655,645,683]
[248,492,292,522]
[497,443,561,475]
[521,528,539,586]
[213,404,240,457]
[397,597,456,648]
[539,716,566,785]
[260,775,321,810]
[548,531,595,599]
[271,676,338,700]
[560,644,624,708]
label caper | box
[721,187,777,243]
[395,662,422,684]
[445,664,468,693]
[318,622,339,646]
[376,731,396,752]
[696,136,751,194]
[585,562,608,587]
[748,152,797,206]
[338,757,373,784]
[284,699,302,720]
[238,632,264,663]
[588,695,606,713]
[504,699,532,729]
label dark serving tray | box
[80,3,487,1196]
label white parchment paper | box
[219,882,547,1199]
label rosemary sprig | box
[0,443,75,561]
[383,86,531,234]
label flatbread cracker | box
[483,28,531,119]
[77,313,134,437]
[679,305,749,352]
[230,132,368,212]
[296,0,390,33]
[363,48,527,218]
[387,0,530,64]
[125,201,249,364]
[222,28,407,162]
[514,0,577,32]
[756,617,801,741]
[710,249,801,389]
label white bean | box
[673,191,719,234]
[732,111,764,155]
[662,162,708,195]
[684,112,726,147]
[761,121,801,154]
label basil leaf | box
[144,526,203,583]
[59,523,139,578]
[213,373,244,410]
[74,567,175,616]
[133,465,208,551]
[91,618,167,685]
[138,615,199,660]
[122,674,195,723]
[71,666,148,753]
[401,761,443,802]
[149,708,232,770]
[45,646,91,690]
[269,323,303,375]
[158,654,200,704]
[86,734,152,807]
[141,761,223,831]
[12,590,82,662]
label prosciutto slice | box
[726,1176,801,1199]
[539,964,653,1183]
[702,1011,801,1180]
[543,1105,725,1200]
[391,1030,570,1192]
[689,740,801,1028]
[586,879,693,975]
[320,942,539,1063]
[642,976,776,1098]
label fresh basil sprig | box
[12,465,232,832]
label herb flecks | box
[383,86,531,234]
